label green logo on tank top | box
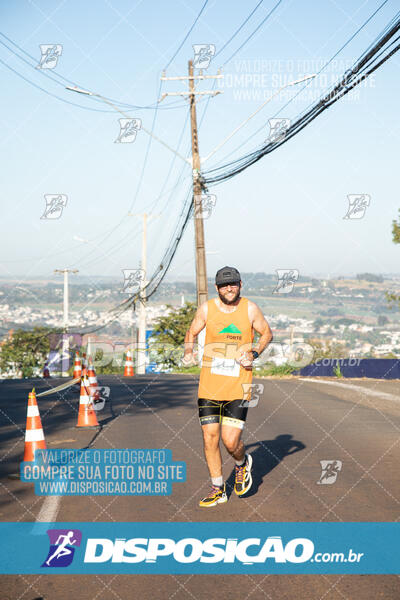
[218,323,242,334]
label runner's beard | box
[218,288,241,305]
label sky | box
[0,0,399,287]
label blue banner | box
[0,522,398,574]
[297,358,400,379]
[20,449,186,496]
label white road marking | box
[31,496,61,534]
[299,378,399,402]
[36,495,61,522]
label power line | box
[214,0,266,59]
[70,108,189,300]
[194,0,279,134]
[75,184,194,335]
[192,0,286,146]
[163,0,210,70]
[75,168,192,272]
[126,6,398,310]
[75,223,143,271]
[0,56,124,113]
[203,10,400,185]
[146,186,194,301]
[270,0,392,123]
[205,0,394,173]
[144,109,191,214]
[221,0,284,66]
[6,4,397,339]
[128,78,163,214]
[0,32,191,112]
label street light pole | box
[54,268,78,376]
[127,213,160,374]
[138,212,147,375]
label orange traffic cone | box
[73,352,82,379]
[124,350,134,377]
[43,362,50,378]
[76,372,99,428]
[87,357,100,401]
[23,389,46,462]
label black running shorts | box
[198,398,248,429]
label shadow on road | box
[226,434,306,498]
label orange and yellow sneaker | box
[234,454,253,496]
[199,484,227,507]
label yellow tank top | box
[198,297,253,401]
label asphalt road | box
[0,374,399,599]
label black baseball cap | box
[215,266,241,287]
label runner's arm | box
[184,302,207,357]
[249,302,273,356]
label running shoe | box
[234,453,253,496]
[199,484,227,507]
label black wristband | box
[251,350,259,360]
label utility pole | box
[161,64,223,306]
[189,60,208,307]
[131,304,135,362]
[54,268,78,376]
[67,74,313,308]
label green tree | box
[0,327,55,378]
[336,318,356,326]
[356,273,383,283]
[309,338,348,362]
[333,363,343,378]
[149,302,197,368]
[377,315,389,326]
[92,348,124,374]
[314,318,325,331]
[392,210,400,244]
[386,211,400,308]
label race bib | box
[210,357,240,377]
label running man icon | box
[42,529,82,568]
[317,460,343,485]
[46,531,76,565]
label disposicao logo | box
[41,529,82,568]
[83,536,314,564]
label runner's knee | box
[202,428,220,449]
[222,434,241,454]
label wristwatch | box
[251,350,259,360]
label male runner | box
[183,266,273,507]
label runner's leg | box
[221,424,245,462]
[201,422,223,479]
[198,399,228,506]
[220,399,248,462]
[221,400,253,495]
